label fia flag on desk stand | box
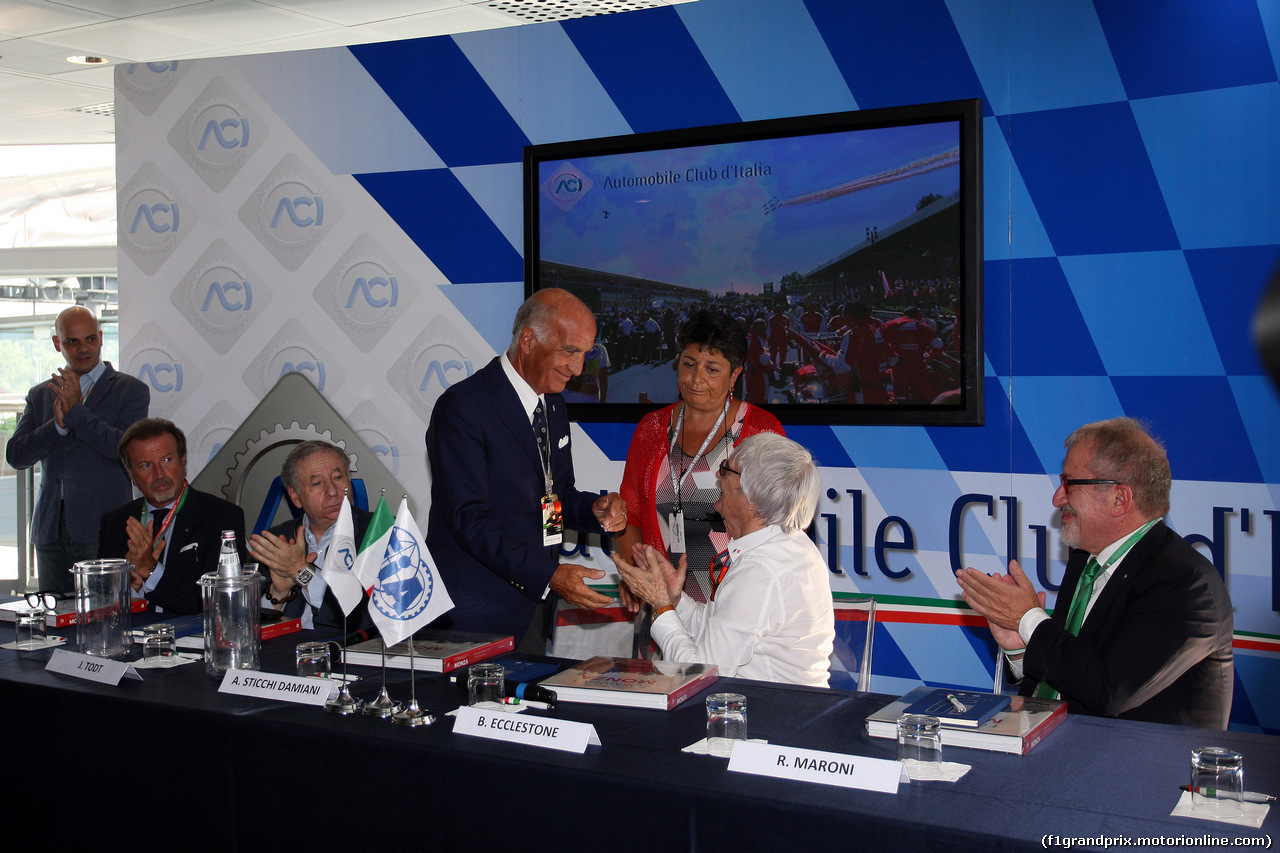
[364,498,453,648]
[319,498,364,615]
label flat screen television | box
[524,98,983,426]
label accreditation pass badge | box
[542,494,563,547]
[668,509,686,553]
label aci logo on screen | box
[540,161,593,212]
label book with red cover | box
[0,596,149,628]
[866,687,1067,755]
[538,656,719,710]
[342,630,514,673]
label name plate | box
[218,671,338,706]
[46,649,142,685]
[453,706,601,753]
[727,742,901,794]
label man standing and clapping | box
[7,307,149,594]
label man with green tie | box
[957,418,1234,730]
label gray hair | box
[281,441,349,493]
[734,432,820,533]
[1065,417,1171,517]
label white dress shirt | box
[651,524,835,687]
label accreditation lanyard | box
[667,396,731,507]
[1082,518,1158,602]
[140,480,189,548]
[709,550,730,601]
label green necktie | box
[1035,556,1104,700]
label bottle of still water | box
[200,529,262,677]
[216,530,241,578]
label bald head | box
[52,306,103,376]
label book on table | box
[342,630,514,673]
[0,596,148,628]
[900,687,1010,728]
[538,656,719,710]
[128,612,301,648]
[866,686,1067,755]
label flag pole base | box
[392,701,435,727]
[362,686,404,718]
[324,685,365,715]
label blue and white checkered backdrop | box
[115,0,1280,731]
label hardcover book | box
[342,630,514,673]
[866,686,1067,755]
[538,656,719,710]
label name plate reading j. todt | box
[46,649,143,685]
[218,671,338,706]
[728,742,902,794]
[453,706,601,753]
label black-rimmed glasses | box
[25,590,71,609]
[1059,475,1122,489]
[717,460,741,478]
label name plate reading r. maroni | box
[46,649,143,686]
[727,742,901,794]
[453,706,601,753]
[218,671,338,706]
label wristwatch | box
[295,561,320,587]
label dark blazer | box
[1022,521,1234,729]
[259,507,373,632]
[7,363,149,544]
[98,488,247,615]
[425,356,603,642]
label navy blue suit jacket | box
[7,363,149,544]
[260,508,373,633]
[1022,521,1234,730]
[98,488,247,616]
[426,357,602,642]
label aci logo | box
[417,344,474,394]
[174,241,272,355]
[118,164,197,274]
[242,321,346,399]
[540,161,593,212]
[275,350,327,391]
[316,236,417,352]
[126,189,180,245]
[169,79,267,191]
[239,155,341,272]
[202,277,252,312]
[138,361,184,393]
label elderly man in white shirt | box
[612,432,835,687]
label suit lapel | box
[483,358,542,472]
[1073,523,1162,642]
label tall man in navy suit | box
[7,306,149,594]
[426,288,627,648]
[957,418,1234,729]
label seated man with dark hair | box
[612,432,835,687]
[99,418,246,615]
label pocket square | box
[179,542,198,553]
[558,435,570,449]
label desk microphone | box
[508,680,558,708]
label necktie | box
[1035,556,1104,699]
[151,509,168,544]
[533,398,549,458]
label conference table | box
[2,622,1275,853]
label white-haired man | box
[612,432,835,686]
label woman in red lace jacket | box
[616,310,783,607]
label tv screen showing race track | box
[524,99,984,426]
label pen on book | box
[946,693,968,713]
[1180,785,1275,804]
